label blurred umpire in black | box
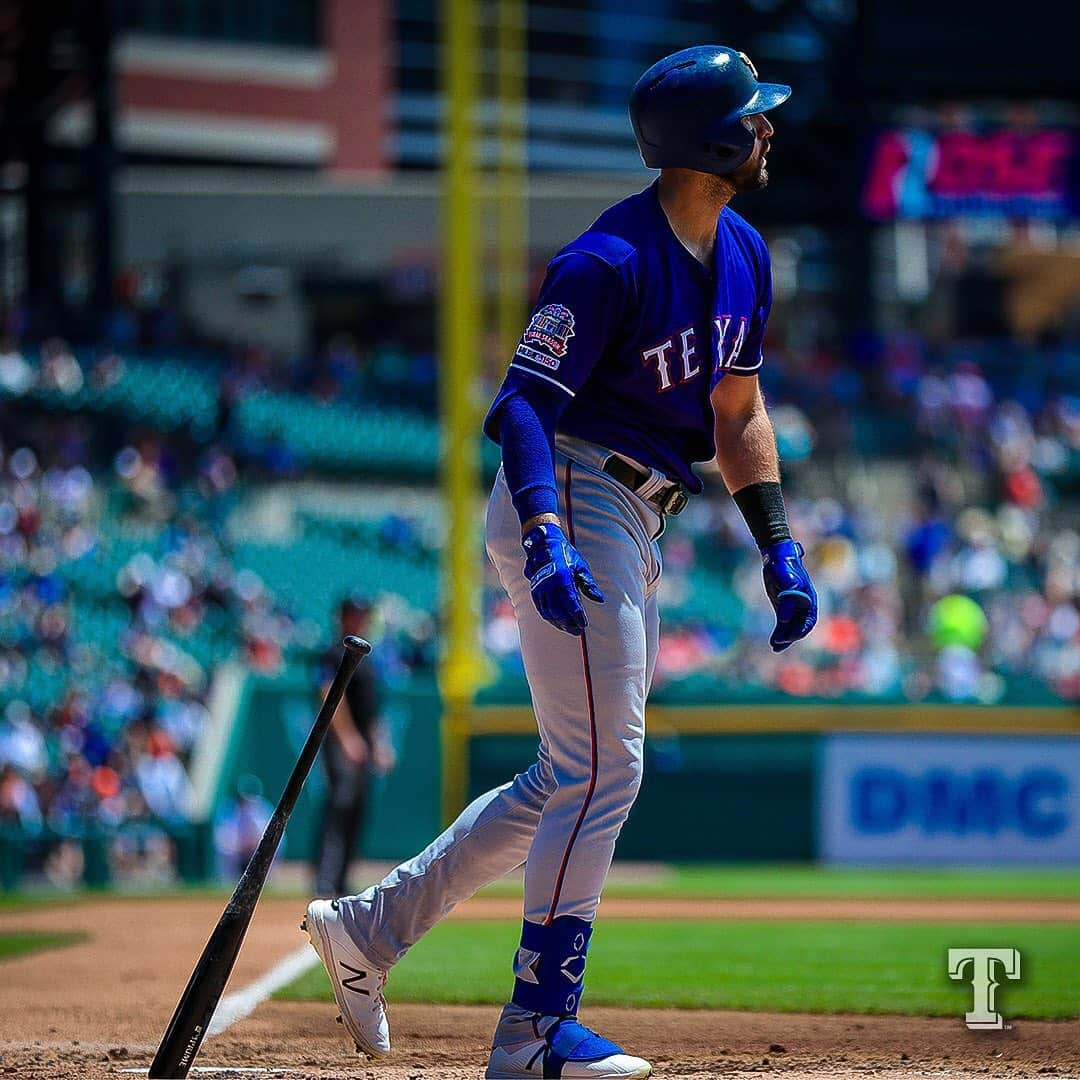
[313,596,396,897]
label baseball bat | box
[148,635,372,1079]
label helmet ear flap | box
[704,141,751,169]
[703,115,756,171]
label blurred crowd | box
[485,332,1079,705]
[652,454,1076,704]
[212,335,439,415]
[0,403,277,884]
[0,385,432,885]
[484,447,1078,705]
[0,317,1077,885]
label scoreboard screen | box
[862,128,1078,221]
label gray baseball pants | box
[338,435,663,968]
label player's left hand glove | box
[760,539,818,652]
[522,523,605,636]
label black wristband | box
[732,481,792,549]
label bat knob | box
[342,635,372,656]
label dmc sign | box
[851,767,1068,839]
[820,735,1080,864]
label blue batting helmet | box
[629,46,791,175]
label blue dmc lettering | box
[851,767,908,832]
[923,769,1003,835]
[1016,770,1068,838]
[849,767,1070,839]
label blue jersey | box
[485,180,772,494]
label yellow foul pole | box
[496,0,527,363]
[439,0,482,824]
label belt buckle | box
[660,486,688,516]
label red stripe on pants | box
[544,459,599,925]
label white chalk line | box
[207,942,320,1036]
[119,942,320,1073]
[121,1069,295,1076]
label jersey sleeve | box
[721,243,772,380]
[483,251,625,440]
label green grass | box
[0,930,87,961]
[0,883,236,912]
[278,918,1079,1020]
[665,865,1080,899]
[477,864,1080,900]
[1,864,1076,909]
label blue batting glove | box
[522,523,605,636]
[761,539,818,652]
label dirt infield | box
[1,894,1077,1079]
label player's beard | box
[692,151,768,206]
[730,152,769,193]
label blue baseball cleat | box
[486,1004,652,1079]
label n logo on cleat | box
[340,961,371,995]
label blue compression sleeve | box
[494,385,568,526]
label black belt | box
[601,455,689,516]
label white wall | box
[118,169,646,273]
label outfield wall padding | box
[467,734,817,861]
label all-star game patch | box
[517,303,576,369]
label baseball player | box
[303,45,817,1079]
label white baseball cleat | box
[485,1004,651,1079]
[302,898,391,1059]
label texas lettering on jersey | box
[714,315,750,371]
[641,315,750,391]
